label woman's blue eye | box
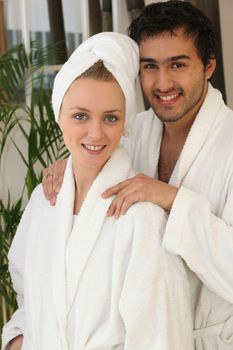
[105,115,118,123]
[74,113,87,121]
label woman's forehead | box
[61,78,125,112]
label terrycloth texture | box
[52,32,139,132]
[2,146,194,350]
[126,83,233,350]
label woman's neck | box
[72,160,101,215]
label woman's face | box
[59,78,125,173]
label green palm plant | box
[0,42,69,343]
[0,197,22,327]
[14,78,68,197]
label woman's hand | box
[42,159,67,205]
[102,173,178,218]
[8,335,23,350]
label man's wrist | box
[164,185,179,212]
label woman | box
[2,32,193,350]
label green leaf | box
[0,41,68,337]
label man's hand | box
[102,173,178,218]
[8,335,23,350]
[42,159,67,205]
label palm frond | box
[0,41,68,337]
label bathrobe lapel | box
[62,147,134,312]
[128,108,163,178]
[169,84,224,187]
[49,156,75,349]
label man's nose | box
[154,69,174,92]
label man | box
[43,2,233,349]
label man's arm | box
[102,173,178,217]
[104,174,233,305]
[42,160,178,211]
[162,185,233,304]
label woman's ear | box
[123,127,129,137]
[205,58,216,80]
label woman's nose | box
[88,121,104,140]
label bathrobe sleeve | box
[1,196,34,350]
[163,184,233,304]
[119,203,194,350]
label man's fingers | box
[42,169,54,199]
[114,196,125,219]
[102,184,123,198]
[104,174,152,217]
[103,174,147,198]
[54,175,64,193]
[107,196,122,217]
[102,179,131,198]
[106,191,140,219]
[106,184,134,217]
[49,195,57,206]
[120,193,138,216]
[42,159,67,205]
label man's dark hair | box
[128,0,217,67]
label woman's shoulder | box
[16,184,53,230]
[117,201,167,244]
[127,201,166,224]
[28,183,51,209]
[29,183,43,200]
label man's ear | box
[205,58,216,80]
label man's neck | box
[163,109,197,140]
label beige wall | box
[219,0,233,109]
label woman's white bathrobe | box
[2,147,193,350]
[126,83,233,349]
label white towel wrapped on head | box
[52,32,139,132]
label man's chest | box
[158,140,184,183]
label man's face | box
[139,29,216,123]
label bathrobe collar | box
[50,146,134,338]
[169,83,224,186]
[145,83,224,186]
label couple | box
[3,1,233,350]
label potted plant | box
[0,42,68,342]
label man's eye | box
[144,63,156,70]
[171,63,185,69]
[73,113,87,121]
[105,115,118,123]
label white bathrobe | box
[126,83,233,350]
[2,146,193,350]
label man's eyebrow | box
[140,55,191,64]
[140,57,156,63]
[168,55,190,62]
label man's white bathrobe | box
[2,147,193,350]
[127,83,233,350]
